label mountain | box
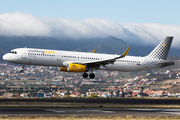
[75,36,146,56]
[130,44,180,56]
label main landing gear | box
[83,72,88,78]
[20,64,25,73]
[82,72,95,79]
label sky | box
[0,0,180,48]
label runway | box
[1,98,180,104]
[0,108,180,116]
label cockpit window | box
[11,51,17,54]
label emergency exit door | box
[22,48,27,59]
[57,52,61,61]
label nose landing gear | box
[20,65,25,73]
[82,72,95,79]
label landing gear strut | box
[20,64,25,73]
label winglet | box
[115,47,130,59]
[92,49,96,53]
[122,47,130,57]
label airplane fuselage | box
[2,36,175,78]
[3,48,162,72]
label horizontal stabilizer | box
[158,61,175,68]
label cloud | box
[0,12,180,48]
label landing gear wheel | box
[89,73,95,79]
[20,64,25,73]
[83,72,88,78]
[20,70,24,73]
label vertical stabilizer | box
[147,36,173,60]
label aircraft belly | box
[25,57,63,67]
[105,62,138,72]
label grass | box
[0,115,180,120]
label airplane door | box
[57,52,61,61]
[22,48,27,59]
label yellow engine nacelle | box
[60,67,68,72]
[67,63,86,72]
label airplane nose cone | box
[2,54,8,61]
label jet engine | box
[67,63,86,72]
[60,67,68,72]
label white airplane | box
[2,36,174,79]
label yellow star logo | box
[163,44,165,47]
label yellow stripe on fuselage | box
[45,51,55,54]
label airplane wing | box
[82,47,130,65]
[67,47,130,68]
